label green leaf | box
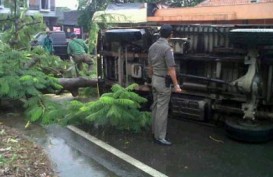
[19,75,33,81]
[125,83,138,91]
[0,79,9,94]
[30,107,43,122]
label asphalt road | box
[2,113,273,177]
[80,117,273,177]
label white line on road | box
[67,125,168,177]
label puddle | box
[47,136,117,177]
[0,112,148,177]
[0,113,117,177]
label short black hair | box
[160,24,173,38]
[70,33,76,38]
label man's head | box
[70,33,77,39]
[160,24,173,38]
[46,31,51,36]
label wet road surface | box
[1,111,273,177]
[83,118,273,177]
[0,113,148,177]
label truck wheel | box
[225,118,273,143]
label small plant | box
[64,84,151,132]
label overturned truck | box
[94,2,273,142]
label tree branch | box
[17,21,41,31]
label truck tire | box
[225,118,273,143]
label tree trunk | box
[58,77,98,97]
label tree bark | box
[58,77,98,97]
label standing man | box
[148,24,182,146]
[43,31,54,54]
[67,33,93,74]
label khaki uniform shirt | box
[148,38,175,76]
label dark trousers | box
[72,54,93,74]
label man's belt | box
[153,74,165,78]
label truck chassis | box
[97,24,273,142]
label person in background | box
[67,33,93,74]
[148,24,182,146]
[43,31,54,54]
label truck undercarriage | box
[96,24,273,142]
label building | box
[147,1,273,24]
[0,0,57,29]
[196,0,273,7]
[61,10,83,38]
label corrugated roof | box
[92,3,147,24]
[63,10,79,25]
[55,7,71,21]
[197,0,273,6]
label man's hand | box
[147,65,153,78]
[174,84,182,93]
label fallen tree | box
[58,77,98,97]
[0,0,101,125]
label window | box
[40,0,50,11]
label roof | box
[63,10,79,25]
[197,0,273,7]
[55,7,71,21]
[148,2,273,24]
[92,3,147,24]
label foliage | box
[77,0,116,32]
[77,9,93,33]
[0,0,100,126]
[63,84,151,132]
[0,1,45,49]
[1,1,158,133]
[24,96,67,125]
[0,0,68,125]
[0,42,66,123]
[87,21,100,54]
[0,48,60,96]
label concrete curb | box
[67,125,168,177]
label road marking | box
[67,125,168,177]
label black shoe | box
[152,134,156,141]
[154,138,172,146]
